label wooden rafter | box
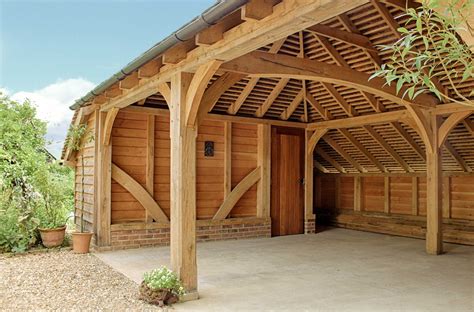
[323,135,365,172]
[315,146,346,173]
[338,129,387,172]
[254,78,290,117]
[281,89,304,120]
[444,141,472,172]
[364,125,413,172]
[227,37,286,115]
[198,72,246,120]
[390,121,426,161]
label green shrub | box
[143,267,185,296]
[0,192,39,253]
[34,163,74,229]
[0,93,74,252]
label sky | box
[0,0,214,157]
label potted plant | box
[34,161,73,248]
[139,266,185,307]
[66,124,94,253]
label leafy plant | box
[0,191,40,253]
[0,93,74,252]
[66,124,93,233]
[34,163,74,229]
[370,0,474,104]
[0,93,46,252]
[143,267,185,296]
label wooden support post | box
[426,115,443,255]
[257,124,271,218]
[97,111,112,246]
[384,176,390,214]
[412,177,418,216]
[443,176,451,219]
[145,115,155,222]
[224,122,232,199]
[169,72,198,296]
[354,176,362,212]
[304,130,316,232]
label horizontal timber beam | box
[221,51,437,109]
[308,110,408,130]
[122,106,308,128]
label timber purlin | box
[94,217,271,251]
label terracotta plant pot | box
[39,226,66,248]
[72,232,93,253]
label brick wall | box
[304,218,316,234]
[95,217,271,251]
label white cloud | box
[10,78,95,158]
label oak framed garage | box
[62,0,474,297]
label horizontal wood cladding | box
[109,111,258,223]
[74,113,96,232]
[315,173,474,224]
[320,210,474,246]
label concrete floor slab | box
[96,228,474,311]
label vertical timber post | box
[257,124,271,218]
[169,72,198,298]
[304,130,316,234]
[97,111,111,246]
[426,114,443,255]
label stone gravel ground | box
[0,251,168,311]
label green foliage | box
[0,192,40,253]
[143,267,185,296]
[34,163,74,229]
[0,93,74,252]
[370,0,474,104]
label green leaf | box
[396,78,405,94]
[397,27,409,34]
[416,18,423,34]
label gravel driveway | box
[0,251,163,311]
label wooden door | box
[271,127,305,236]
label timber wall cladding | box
[315,175,474,220]
[109,111,258,223]
[315,174,474,245]
[74,113,96,232]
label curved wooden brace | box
[438,111,472,148]
[197,72,246,122]
[103,107,119,146]
[185,60,223,127]
[405,106,434,154]
[307,129,328,156]
[111,163,169,223]
[157,83,171,106]
[221,51,438,109]
[213,166,261,220]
